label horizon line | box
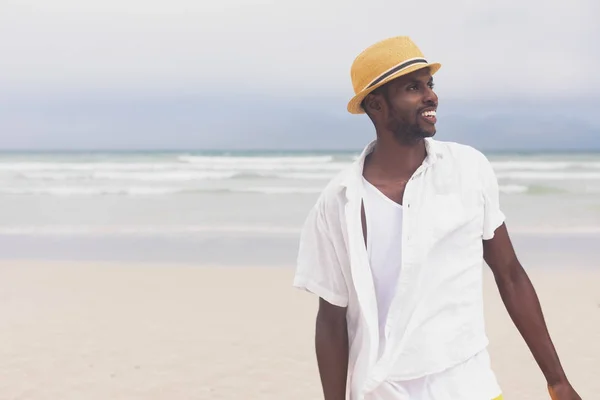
[1,147,600,154]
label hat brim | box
[347,62,441,114]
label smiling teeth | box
[422,110,436,117]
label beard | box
[388,116,435,145]
[378,94,437,145]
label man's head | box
[361,67,438,144]
[346,36,441,143]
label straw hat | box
[347,36,441,114]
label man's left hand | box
[548,381,581,400]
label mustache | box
[417,106,437,114]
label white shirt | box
[293,138,506,400]
[366,349,501,400]
[362,177,403,355]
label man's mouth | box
[420,109,437,124]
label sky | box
[1,0,599,150]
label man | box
[292,36,581,400]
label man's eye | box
[428,83,435,89]
[408,85,419,91]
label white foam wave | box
[264,172,336,180]
[0,162,184,172]
[497,171,600,180]
[499,184,529,194]
[491,161,600,171]
[0,185,326,196]
[0,225,302,236]
[235,187,324,194]
[14,170,339,182]
[0,187,183,196]
[19,169,600,183]
[181,162,349,172]
[19,172,80,181]
[178,155,334,164]
[97,171,237,181]
[20,171,238,181]
[1,161,350,176]
[3,224,600,237]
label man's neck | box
[363,136,428,182]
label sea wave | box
[174,162,350,172]
[0,183,576,197]
[0,187,184,196]
[2,224,600,237]
[269,172,336,180]
[0,161,350,174]
[1,154,599,197]
[0,225,302,236]
[12,170,337,182]
[234,187,324,194]
[491,161,600,171]
[0,185,326,196]
[497,171,600,180]
[499,184,529,194]
[11,169,600,184]
[178,155,335,164]
[7,158,600,184]
[19,171,239,182]
[0,162,184,172]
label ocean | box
[1,148,599,266]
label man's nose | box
[423,87,438,105]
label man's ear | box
[363,93,383,114]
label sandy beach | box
[0,260,597,400]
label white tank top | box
[361,177,403,352]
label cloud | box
[1,0,598,98]
[1,1,598,150]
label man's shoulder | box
[432,139,489,167]
[316,166,352,206]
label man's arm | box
[483,223,580,400]
[315,297,349,400]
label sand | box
[0,261,597,399]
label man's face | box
[372,68,439,144]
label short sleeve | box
[478,152,506,240]
[292,203,349,307]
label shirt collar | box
[340,138,443,189]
